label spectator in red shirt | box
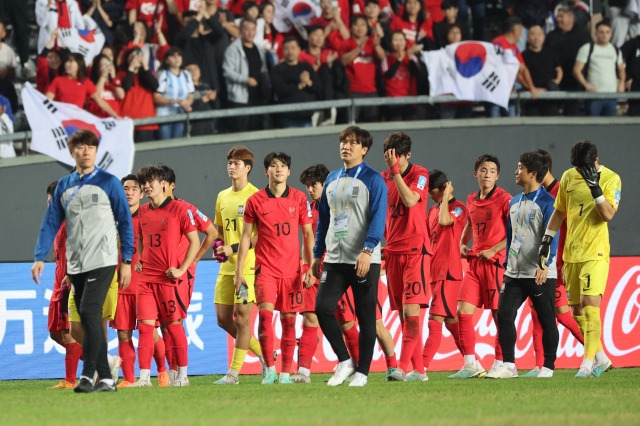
[257,2,283,66]
[119,20,170,73]
[364,0,391,52]
[390,0,434,50]
[312,0,350,50]
[126,0,173,43]
[36,30,68,94]
[338,14,385,122]
[46,52,121,118]
[381,31,422,120]
[88,54,125,118]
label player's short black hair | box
[534,149,552,173]
[121,174,141,186]
[570,140,598,167]
[137,164,166,183]
[519,151,548,183]
[264,152,292,169]
[340,126,373,153]
[383,132,412,157]
[282,35,300,47]
[474,154,501,173]
[159,164,176,184]
[428,170,448,192]
[68,129,100,149]
[47,180,58,196]
[299,164,330,186]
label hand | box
[61,275,71,288]
[625,79,633,91]
[155,14,164,34]
[443,181,454,197]
[166,267,185,280]
[537,234,553,269]
[585,83,597,93]
[355,252,371,277]
[234,273,246,293]
[119,263,131,290]
[206,89,217,100]
[300,70,311,85]
[180,99,192,112]
[407,44,421,57]
[135,261,143,273]
[576,163,603,198]
[247,77,258,87]
[477,248,494,261]
[303,267,315,288]
[460,244,469,257]
[383,148,400,175]
[218,11,227,24]
[311,258,322,279]
[530,87,539,99]
[31,261,45,284]
[534,267,548,285]
[217,244,233,257]
[375,23,384,38]
[617,81,625,93]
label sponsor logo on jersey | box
[187,209,196,225]
[417,175,427,190]
[196,209,208,222]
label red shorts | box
[458,257,503,310]
[256,274,304,314]
[528,280,569,309]
[302,282,318,312]
[47,298,69,332]
[110,293,137,331]
[429,279,461,319]
[385,253,430,311]
[335,287,357,323]
[137,281,188,322]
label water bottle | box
[238,283,249,304]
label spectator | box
[46,52,121,118]
[256,2,282,67]
[457,0,486,41]
[223,18,269,132]
[0,21,17,71]
[573,20,625,116]
[88,53,125,118]
[487,16,538,117]
[554,0,603,39]
[0,0,32,76]
[390,0,434,50]
[505,0,553,51]
[154,47,195,139]
[36,0,84,54]
[380,31,422,120]
[271,36,322,128]
[175,10,221,92]
[0,95,15,158]
[621,33,640,115]
[610,0,640,47]
[337,14,385,122]
[101,44,116,62]
[0,21,18,113]
[312,0,350,48]
[126,0,171,43]
[424,0,445,25]
[364,0,391,53]
[432,0,470,49]
[120,20,169,73]
[545,6,590,115]
[185,63,217,135]
[522,25,562,116]
[36,30,67,93]
[119,47,160,142]
[81,0,124,46]
[235,0,259,25]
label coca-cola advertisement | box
[234,257,640,373]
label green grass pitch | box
[2,369,640,425]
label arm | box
[517,63,539,98]
[90,92,121,118]
[477,239,506,261]
[311,182,330,277]
[573,60,596,92]
[340,44,361,66]
[32,185,66,284]
[194,222,218,263]
[617,63,626,93]
[301,223,316,287]
[554,65,563,85]
[167,230,200,279]
[223,45,249,84]
[459,220,472,257]
[437,183,455,226]
[139,68,160,91]
[383,149,421,208]
[128,8,137,25]
[234,221,254,292]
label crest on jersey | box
[452,207,463,217]
[161,218,168,230]
[352,187,359,197]
[238,205,245,215]
[485,207,492,220]
[289,206,297,218]
[417,175,427,190]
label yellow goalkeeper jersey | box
[554,165,621,263]
[214,183,259,275]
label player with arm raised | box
[235,152,315,385]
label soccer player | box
[450,154,511,379]
[522,150,584,377]
[160,164,218,384]
[538,141,619,378]
[423,170,467,379]
[32,129,134,393]
[380,132,431,382]
[43,181,83,389]
[294,163,331,383]
[211,147,267,385]
[488,151,559,379]
[313,126,387,387]
[235,152,315,384]
[133,165,200,387]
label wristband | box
[590,185,603,199]
[543,229,557,238]
[390,162,400,175]
[594,195,606,204]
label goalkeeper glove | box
[577,164,603,199]
[538,234,553,269]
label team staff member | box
[312,126,387,387]
[32,129,134,393]
[539,141,619,378]
[381,132,430,382]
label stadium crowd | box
[1,0,640,147]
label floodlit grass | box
[2,369,640,425]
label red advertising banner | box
[232,257,640,373]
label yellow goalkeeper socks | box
[249,337,262,357]
[230,348,248,372]
[583,306,602,361]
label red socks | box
[280,316,296,374]
[153,335,167,372]
[458,314,475,356]
[64,341,83,383]
[118,340,136,383]
[385,355,398,369]
[342,325,360,364]
[298,325,318,370]
[422,319,443,369]
[445,321,463,354]
[557,310,584,344]
[530,309,544,368]
[399,316,420,372]
[163,330,177,371]
[165,323,188,368]
[137,322,155,370]
[258,310,275,368]
[494,333,503,361]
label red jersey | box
[298,48,337,68]
[425,0,445,23]
[243,186,313,278]
[381,163,430,254]
[427,198,467,281]
[390,15,434,48]
[51,222,67,301]
[117,70,158,131]
[337,37,378,94]
[175,198,212,273]
[465,186,511,265]
[381,54,415,97]
[492,35,524,64]
[47,76,96,108]
[121,210,141,295]
[124,0,169,39]
[88,81,122,118]
[138,198,197,286]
